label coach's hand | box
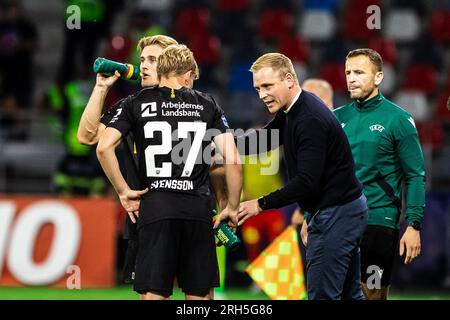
[96,70,120,89]
[301,220,308,247]
[399,226,421,264]
[119,188,149,224]
[237,199,262,226]
[291,208,304,227]
[214,206,239,229]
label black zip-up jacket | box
[239,90,362,214]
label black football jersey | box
[106,86,229,197]
[101,99,140,190]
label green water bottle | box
[93,57,140,80]
[212,209,241,251]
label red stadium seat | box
[342,0,381,41]
[367,37,398,64]
[258,9,293,41]
[435,91,450,122]
[174,8,210,40]
[446,71,450,91]
[319,63,347,92]
[217,0,249,11]
[415,120,445,149]
[402,64,438,94]
[342,13,379,41]
[188,33,220,65]
[428,11,450,43]
[278,35,310,63]
[345,0,381,10]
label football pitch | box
[1,287,450,300]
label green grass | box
[1,287,450,300]
[0,286,268,300]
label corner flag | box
[245,226,307,300]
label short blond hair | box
[157,44,199,79]
[250,53,298,83]
[137,35,178,52]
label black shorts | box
[133,219,219,296]
[360,225,399,287]
[122,215,138,284]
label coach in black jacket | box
[237,53,368,300]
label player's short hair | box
[250,53,299,84]
[346,48,383,72]
[157,44,199,79]
[137,35,178,52]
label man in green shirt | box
[333,48,426,300]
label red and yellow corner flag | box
[245,226,307,300]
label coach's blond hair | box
[137,35,178,52]
[250,53,298,84]
[157,44,199,79]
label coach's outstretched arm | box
[78,71,120,145]
[213,132,242,228]
[97,127,148,223]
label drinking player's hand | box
[96,70,120,89]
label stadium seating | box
[391,0,427,15]
[278,35,309,64]
[295,63,310,84]
[367,37,398,65]
[341,0,381,41]
[217,0,249,11]
[384,9,421,42]
[103,35,133,63]
[318,63,347,92]
[435,91,450,122]
[173,8,210,40]
[428,11,450,43]
[415,120,445,149]
[299,10,336,41]
[303,0,338,13]
[257,9,293,42]
[379,64,396,96]
[393,90,430,122]
[187,32,220,66]
[410,36,443,70]
[228,60,254,93]
[320,38,351,63]
[402,64,438,95]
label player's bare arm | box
[210,163,227,211]
[96,127,148,222]
[213,132,242,228]
[210,141,228,211]
[77,71,120,145]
